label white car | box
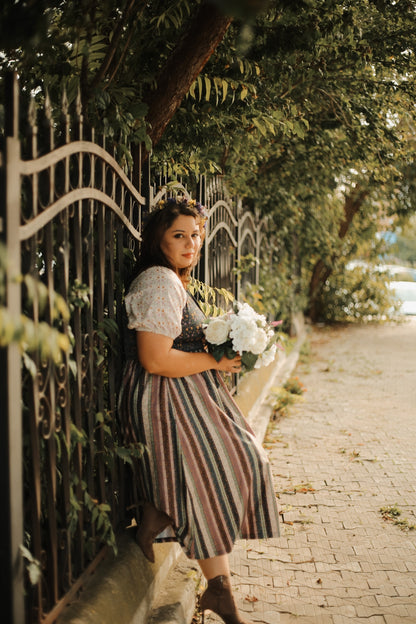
[387,281,416,315]
[377,264,416,282]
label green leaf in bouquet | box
[267,333,279,348]
[241,351,258,372]
[225,344,237,360]
[210,343,226,362]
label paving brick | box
[326,604,358,617]
[366,572,393,589]
[384,616,416,623]
[226,323,416,624]
[335,618,385,624]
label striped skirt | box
[118,359,280,560]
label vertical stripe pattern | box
[118,295,279,560]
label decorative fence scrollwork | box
[0,73,267,624]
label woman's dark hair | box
[128,198,205,287]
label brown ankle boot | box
[199,575,254,624]
[135,502,173,563]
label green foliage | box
[0,244,70,362]
[3,0,416,319]
[153,1,416,318]
[65,412,146,557]
[232,253,258,281]
[268,374,306,419]
[188,276,234,316]
[68,279,91,311]
[1,1,197,144]
[95,410,146,467]
[389,216,416,266]
[67,468,117,556]
[0,241,141,562]
[283,375,306,396]
[380,504,416,532]
[318,265,400,323]
[241,235,306,331]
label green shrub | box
[283,375,306,396]
[319,265,400,322]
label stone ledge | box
[57,536,181,624]
[147,556,201,624]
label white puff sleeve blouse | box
[125,266,187,340]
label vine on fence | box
[189,276,235,317]
[0,243,70,363]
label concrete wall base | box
[57,538,181,624]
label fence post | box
[255,210,262,286]
[0,72,25,624]
[197,175,206,283]
[202,176,210,291]
[142,148,152,212]
[236,197,243,302]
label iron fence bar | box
[1,73,267,621]
[236,198,243,302]
[41,546,108,624]
[0,71,25,624]
[256,214,267,286]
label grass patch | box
[299,339,311,365]
[268,375,307,418]
[379,504,416,531]
[283,482,316,495]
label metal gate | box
[0,72,266,623]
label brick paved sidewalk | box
[208,320,416,624]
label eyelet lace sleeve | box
[125,266,187,339]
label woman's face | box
[160,215,201,270]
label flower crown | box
[155,196,208,227]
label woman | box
[118,197,279,624]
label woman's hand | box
[215,354,242,374]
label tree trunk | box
[146,2,232,147]
[308,185,369,322]
[132,2,232,185]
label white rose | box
[238,302,267,325]
[254,344,277,369]
[236,302,258,320]
[229,317,257,352]
[250,327,269,355]
[204,317,230,345]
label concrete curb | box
[58,319,307,624]
[57,538,182,624]
[243,321,307,441]
[147,558,201,624]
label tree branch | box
[308,185,369,321]
[104,22,136,90]
[144,2,232,149]
[91,0,143,90]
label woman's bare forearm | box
[141,348,220,377]
[136,331,241,377]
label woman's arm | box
[136,331,242,377]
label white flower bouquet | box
[203,302,282,372]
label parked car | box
[346,261,416,282]
[386,281,416,315]
[376,264,416,282]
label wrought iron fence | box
[0,73,266,624]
